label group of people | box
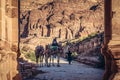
[35,38,73,67]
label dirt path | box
[35,58,104,80]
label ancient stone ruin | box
[20,0,104,50]
[0,0,120,80]
[20,0,104,43]
[0,0,21,80]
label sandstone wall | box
[101,0,120,80]
[0,0,2,40]
[0,0,21,80]
[1,0,120,80]
[20,0,104,44]
[0,41,21,80]
[0,0,18,46]
[108,0,120,79]
[68,33,104,67]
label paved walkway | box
[35,58,104,80]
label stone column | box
[0,0,21,80]
[0,0,1,40]
[108,0,120,80]
[102,0,120,80]
[5,0,18,47]
[101,0,112,80]
[0,0,18,47]
[1,0,6,42]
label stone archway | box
[0,0,120,80]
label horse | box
[44,45,52,67]
[44,44,63,67]
[56,45,63,67]
[35,45,44,67]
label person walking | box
[67,50,72,65]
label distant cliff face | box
[20,0,104,43]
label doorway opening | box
[19,0,105,80]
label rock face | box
[20,0,104,42]
[0,41,21,80]
[76,33,104,67]
[0,0,21,80]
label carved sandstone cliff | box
[20,0,104,43]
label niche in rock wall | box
[5,25,8,41]
[46,25,51,37]
[59,29,61,38]
[41,27,44,36]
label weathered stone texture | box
[11,0,18,7]
[6,7,18,18]
[112,0,120,35]
[101,0,120,80]
[0,0,20,80]
[20,0,104,46]
[111,2,120,80]
[0,41,21,80]
[1,0,18,44]
[12,18,18,43]
[0,1,1,8]
[0,8,1,39]
[0,22,1,39]
[0,9,1,20]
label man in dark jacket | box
[67,50,72,65]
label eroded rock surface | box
[20,0,104,44]
[0,41,21,80]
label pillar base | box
[108,40,120,80]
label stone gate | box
[0,0,120,80]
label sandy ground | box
[35,58,104,80]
